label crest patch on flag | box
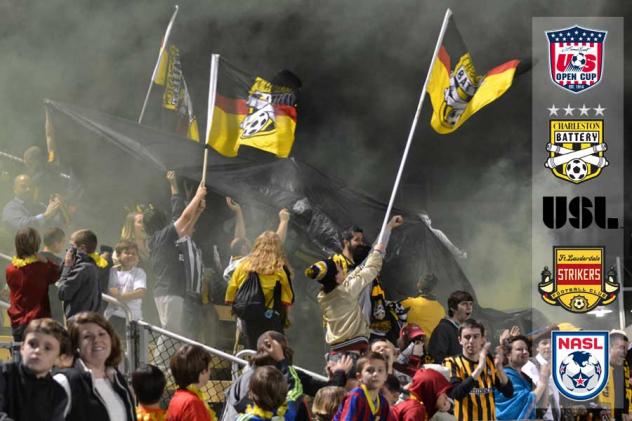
[546,26,607,94]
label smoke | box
[0,0,630,368]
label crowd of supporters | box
[1,146,632,420]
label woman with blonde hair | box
[225,230,294,349]
[119,211,148,262]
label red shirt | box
[391,399,426,421]
[167,389,212,421]
[6,261,59,327]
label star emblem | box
[593,104,606,116]
[578,104,590,116]
[547,104,559,116]
[563,104,575,116]
[570,371,592,389]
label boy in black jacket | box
[57,229,102,319]
[0,318,69,421]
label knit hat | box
[408,368,453,419]
[304,258,338,292]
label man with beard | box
[444,319,513,421]
[428,290,474,363]
[304,216,403,353]
[309,225,403,344]
[495,335,548,420]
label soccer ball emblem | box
[559,351,602,391]
[565,159,588,181]
[570,53,587,70]
[570,295,588,311]
[241,109,272,137]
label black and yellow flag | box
[427,16,520,134]
[207,58,299,158]
[153,43,200,141]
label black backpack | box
[232,271,267,321]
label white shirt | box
[94,378,127,421]
[522,353,559,420]
[104,266,146,320]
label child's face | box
[20,332,60,377]
[436,392,451,412]
[371,341,395,367]
[357,359,387,391]
[119,248,139,269]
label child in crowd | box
[6,227,60,341]
[237,365,289,421]
[381,374,402,407]
[334,352,394,420]
[370,339,397,374]
[57,229,103,319]
[0,318,69,421]
[167,344,216,421]
[41,227,66,267]
[132,364,167,421]
[392,368,454,421]
[105,240,147,321]
[312,386,346,421]
[41,227,65,323]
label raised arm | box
[174,184,206,237]
[276,208,290,243]
[226,197,246,241]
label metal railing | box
[0,250,329,408]
[101,293,135,372]
[133,319,249,410]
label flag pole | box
[138,5,179,124]
[377,8,452,243]
[202,53,220,185]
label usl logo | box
[546,26,607,94]
[552,331,609,401]
[542,197,620,229]
[537,246,619,313]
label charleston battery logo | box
[545,119,607,184]
[538,247,618,313]
[546,26,606,94]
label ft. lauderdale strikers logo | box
[538,246,619,313]
[546,26,607,94]
[552,331,608,401]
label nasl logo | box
[546,26,607,94]
[537,246,619,313]
[552,331,608,401]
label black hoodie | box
[0,361,67,421]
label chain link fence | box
[132,320,249,414]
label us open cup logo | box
[552,331,609,401]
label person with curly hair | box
[225,231,294,348]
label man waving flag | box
[427,15,521,134]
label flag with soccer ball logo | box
[205,57,299,158]
[427,15,522,134]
